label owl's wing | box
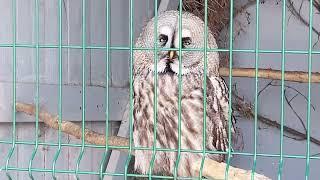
[206,76,237,153]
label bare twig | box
[256,81,308,141]
[284,89,307,134]
[264,82,316,110]
[15,102,129,152]
[257,80,274,97]
[257,81,311,134]
[287,0,320,37]
[219,67,320,83]
[16,102,270,180]
[232,91,320,146]
[256,113,320,145]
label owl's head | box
[134,10,220,77]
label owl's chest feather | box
[133,73,205,149]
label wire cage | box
[0,0,320,179]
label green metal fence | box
[0,0,318,179]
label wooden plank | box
[0,0,13,82]
[90,49,110,87]
[158,0,179,14]
[87,0,106,47]
[16,122,45,179]
[0,82,129,122]
[38,0,46,45]
[0,0,12,44]
[66,122,94,180]
[66,0,91,85]
[66,121,118,180]
[94,121,121,179]
[104,1,159,178]
[0,121,120,180]
[109,0,129,88]
[108,0,156,88]
[16,0,34,43]
[0,48,13,83]
[90,122,115,179]
[16,48,35,83]
[0,0,94,85]
[39,48,68,84]
[0,123,18,180]
[133,0,155,39]
[87,0,110,86]
[43,123,70,180]
[16,0,35,83]
[42,0,69,85]
[104,102,130,180]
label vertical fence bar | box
[1,0,315,178]
[278,0,287,179]
[173,0,183,178]
[148,0,158,179]
[52,0,63,178]
[305,0,314,179]
[75,0,87,178]
[226,0,234,178]
[28,0,40,179]
[252,0,260,179]
[124,0,134,178]
[99,0,110,179]
[199,0,208,178]
[5,0,17,179]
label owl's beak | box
[168,50,177,61]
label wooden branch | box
[15,102,129,152]
[219,67,320,83]
[16,102,270,180]
[193,159,270,180]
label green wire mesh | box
[0,0,318,179]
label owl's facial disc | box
[156,28,192,75]
[135,11,220,77]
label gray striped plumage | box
[132,10,238,177]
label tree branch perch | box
[193,159,270,180]
[16,67,319,180]
[15,102,129,151]
[15,102,270,180]
[219,67,320,83]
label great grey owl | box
[132,10,239,178]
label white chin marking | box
[149,59,167,73]
[149,59,190,75]
[170,61,190,75]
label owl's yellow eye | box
[159,34,168,43]
[182,37,192,48]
